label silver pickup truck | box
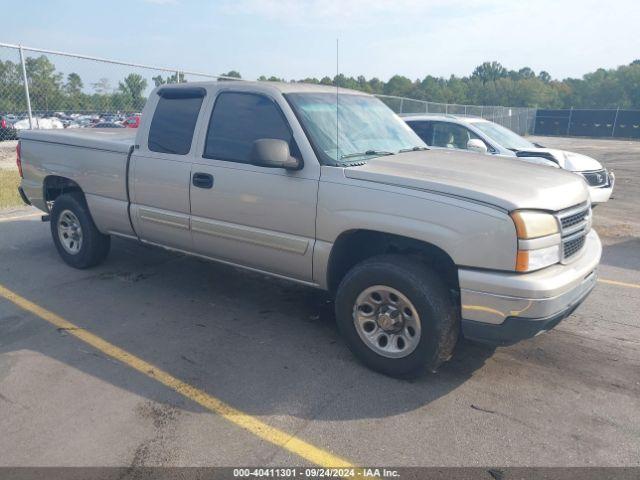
[17,81,601,377]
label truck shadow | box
[0,230,496,422]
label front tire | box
[335,254,459,377]
[50,193,111,269]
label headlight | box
[511,210,561,272]
[510,210,559,239]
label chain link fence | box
[376,95,537,136]
[0,42,225,141]
[2,42,538,142]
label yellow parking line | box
[0,283,354,468]
[598,278,640,289]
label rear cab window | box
[203,91,299,163]
[148,87,206,155]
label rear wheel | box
[50,193,110,269]
[335,254,459,377]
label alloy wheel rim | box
[57,210,83,255]
[352,285,421,358]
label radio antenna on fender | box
[336,37,339,163]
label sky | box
[2,0,639,83]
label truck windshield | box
[286,93,426,165]
[471,120,535,151]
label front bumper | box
[459,230,601,345]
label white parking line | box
[0,212,43,223]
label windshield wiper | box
[340,150,394,160]
[398,146,429,153]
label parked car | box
[123,115,141,128]
[1,115,18,141]
[99,114,121,123]
[92,122,125,128]
[13,117,64,130]
[16,82,601,377]
[403,114,614,204]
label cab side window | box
[406,121,434,146]
[204,92,299,163]
[431,122,482,150]
[148,88,206,155]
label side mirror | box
[467,138,488,154]
[250,138,302,170]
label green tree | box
[472,61,508,83]
[65,73,83,95]
[92,78,111,94]
[118,73,148,110]
[152,72,185,86]
[219,70,242,81]
[383,75,413,96]
[538,71,551,83]
[25,55,63,112]
[0,60,24,112]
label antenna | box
[336,38,339,162]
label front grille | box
[581,169,608,187]
[561,211,586,230]
[563,234,586,258]
[556,203,590,261]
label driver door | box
[189,90,320,282]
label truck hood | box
[516,147,603,172]
[344,150,589,211]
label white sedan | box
[403,114,614,204]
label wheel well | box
[327,230,459,296]
[43,176,84,209]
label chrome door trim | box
[191,217,309,255]
[139,206,190,230]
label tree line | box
[1,56,639,114]
[251,59,640,110]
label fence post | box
[566,107,573,136]
[399,97,404,114]
[612,106,620,137]
[18,45,34,129]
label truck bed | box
[19,128,136,153]
[19,128,137,237]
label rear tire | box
[335,254,459,377]
[50,193,110,269]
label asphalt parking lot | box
[0,136,639,468]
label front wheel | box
[50,193,111,269]
[334,255,459,377]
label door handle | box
[192,172,214,189]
